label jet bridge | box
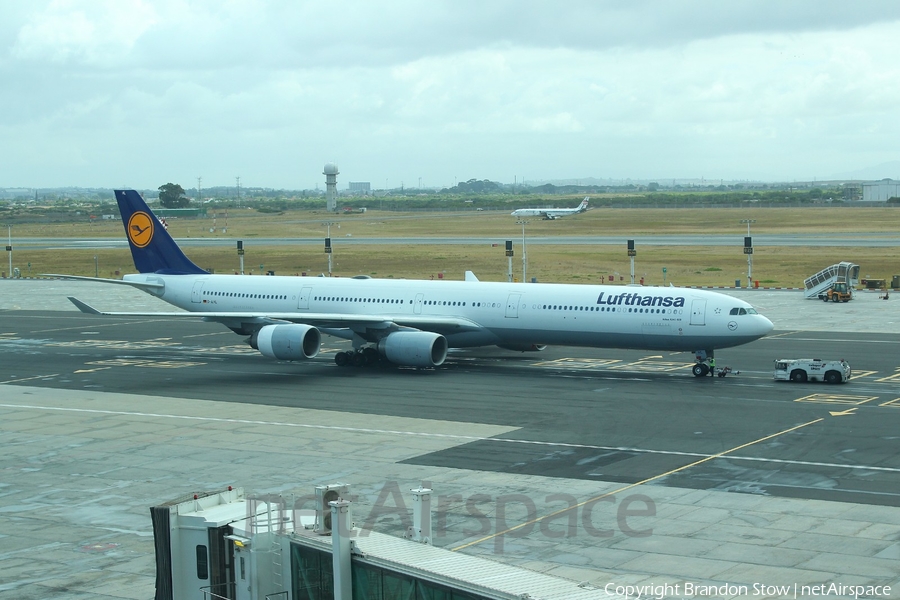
[803,261,860,299]
[151,484,620,600]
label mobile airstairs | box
[804,261,860,299]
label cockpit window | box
[729,307,757,315]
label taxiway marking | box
[452,417,828,551]
[0,374,60,384]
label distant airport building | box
[862,178,900,201]
[348,181,371,193]
[842,183,862,201]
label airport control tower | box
[324,162,339,212]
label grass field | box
[6,205,900,287]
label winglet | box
[465,271,480,282]
[68,296,102,315]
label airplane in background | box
[50,190,773,376]
[510,197,589,220]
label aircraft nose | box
[758,315,775,335]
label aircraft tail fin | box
[115,190,208,275]
[580,197,590,211]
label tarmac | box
[1,279,899,599]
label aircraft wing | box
[67,297,485,337]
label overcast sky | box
[2,1,900,191]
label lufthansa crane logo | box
[127,212,154,248]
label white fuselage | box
[511,208,579,219]
[510,200,587,220]
[127,273,774,352]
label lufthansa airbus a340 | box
[52,190,773,375]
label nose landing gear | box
[692,350,739,377]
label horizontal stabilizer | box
[68,297,102,314]
[43,274,164,291]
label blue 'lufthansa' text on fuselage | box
[596,292,686,307]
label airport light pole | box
[627,240,636,284]
[741,219,756,288]
[516,220,529,282]
[6,225,11,279]
[324,221,338,276]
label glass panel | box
[291,544,334,600]
[417,582,452,600]
[352,562,383,600]
[382,571,416,600]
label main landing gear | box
[334,347,380,367]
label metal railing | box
[200,582,236,600]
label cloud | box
[1,1,900,188]
[11,0,159,66]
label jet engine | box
[377,331,448,367]
[497,343,548,352]
[252,324,321,361]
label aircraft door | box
[233,543,250,600]
[414,293,424,314]
[505,293,521,318]
[298,286,312,310]
[191,280,205,304]
[690,299,707,326]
